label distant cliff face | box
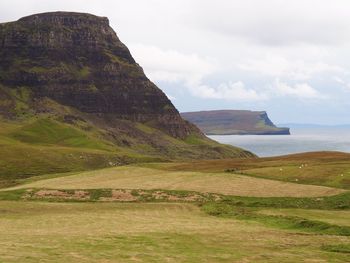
[0,12,199,138]
[181,110,290,135]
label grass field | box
[0,201,349,263]
[8,165,345,197]
[1,151,350,262]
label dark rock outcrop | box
[0,12,200,139]
[181,110,290,135]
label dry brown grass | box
[9,166,345,197]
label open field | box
[0,201,349,263]
[1,151,350,262]
[7,166,346,197]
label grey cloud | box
[189,0,350,46]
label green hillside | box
[0,113,253,188]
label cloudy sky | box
[1,0,350,124]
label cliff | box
[0,12,199,138]
[0,11,254,180]
[181,110,290,135]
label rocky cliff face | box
[0,12,199,138]
[181,110,290,135]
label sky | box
[1,0,350,124]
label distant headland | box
[181,110,290,135]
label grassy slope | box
[9,118,114,150]
[0,117,157,188]
[0,115,252,188]
[162,151,350,189]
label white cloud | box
[273,79,326,99]
[130,44,329,102]
[130,44,267,102]
[129,44,216,83]
[334,76,350,92]
[192,79,327,101]
[239,56,346,80]
[191,0,350,47]
[189,81,268,101]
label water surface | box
[209,127,350,157]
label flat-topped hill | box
[181,110,290,135]
[0,11,196,138]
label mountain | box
[0,12,254,186]
[181,110,290,135]
[0,12,192,137]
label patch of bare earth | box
[152,191,205,202]
[22,189,220,202]
[28,190,90,200]
[99,190,137,202]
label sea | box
[208,127,350,157]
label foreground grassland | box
[0,201,349,263]
[1,152,350,262]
